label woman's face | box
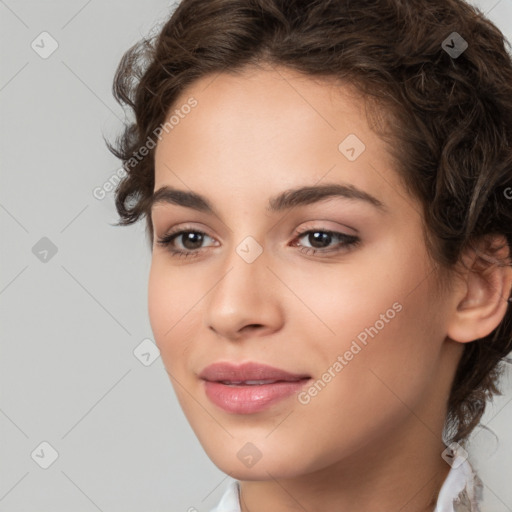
[148,65,462,479]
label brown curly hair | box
[106,0,512,445]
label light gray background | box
[1,1,511,511]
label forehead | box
[162,65,369,141]
[152,65,406,213]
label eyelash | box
[156,225,361,259]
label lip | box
[199,361,310,382]
[199,361,311,414]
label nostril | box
[245,324,263,331]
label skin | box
[148,64,512,511]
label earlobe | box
[446,235,512,344]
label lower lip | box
[203,379,310,414]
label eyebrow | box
[149,182,387,219]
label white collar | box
[435,453,483,511]
[209,458,483,512]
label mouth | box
[199,361,311,414]
[199,360,311,382]
[216,378,307,386]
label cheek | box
[147,260,199,370]
[279,289,443,469]
[275,240,431,356]
[324,288,442,427]
[294,244,443,410]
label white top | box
[208,457,483,512]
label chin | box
[200,438,314,481]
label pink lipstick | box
[199,361,311,414]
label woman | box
[107,0,512,510]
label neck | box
[238,417,453,512]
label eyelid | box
[291,219,359,237]
[157,222,215,239]
[156,220,357,244]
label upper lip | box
[199,361,311,383]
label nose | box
[203,244,285,342]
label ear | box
[446,234,512,343]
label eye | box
[156,227,217,259]
[155,226,360,259]
[291,228,360,256]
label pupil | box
[183,232,203,250]
[309,232,331,248]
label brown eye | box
[293,229,360,256]
[156,228,217,258]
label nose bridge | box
[214,233,268,308]
[217,216,268,279]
